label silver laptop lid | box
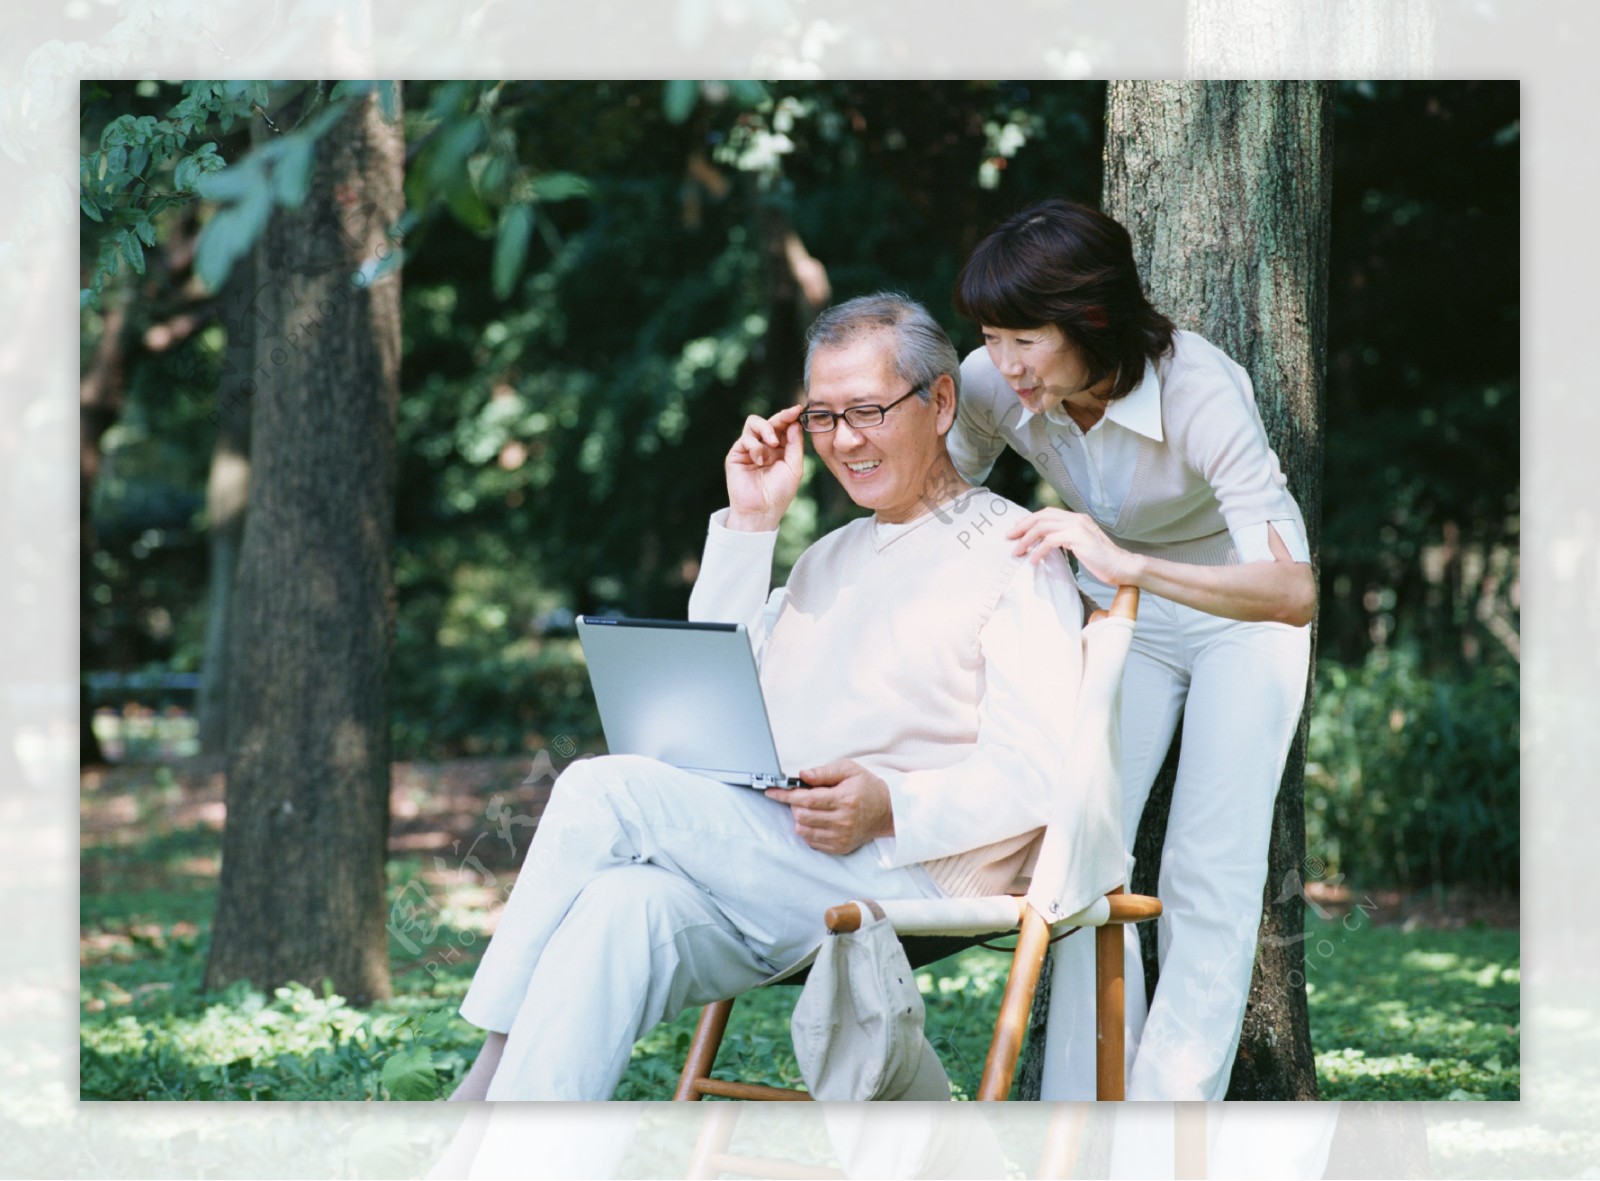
[575,616,790,787]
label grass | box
[1305,915,1520,1100]
[80,763,1519,1102]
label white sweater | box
[689,494,1115,903]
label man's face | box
[804,334,955,524]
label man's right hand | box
[724,405,804,532]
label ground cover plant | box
[81,760,1518,1104]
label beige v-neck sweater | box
[759,498,1054,899]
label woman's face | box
[980,324,1098,416]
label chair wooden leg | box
[1095,920,1125,1101]
[675,999,735,1101]
[976,906,1053,1100]
[1174,1102,1208,1179]
[684,1100,742,1179]
[1036,1103,1090,1179]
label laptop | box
[575,616,804,789]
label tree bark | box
[1019,81,1332,1100]
[1107,79,1331,1101]
[197,250,256,758]
[1185,0,1436,77]
[204,86,404,1003]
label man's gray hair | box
[803,292,961,403]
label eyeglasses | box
[799,386,926,434]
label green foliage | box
[379,1011,460,1100]
[79,82,252,303]
[80,82,1520,897]
[83,766,1516,1101]
[1305,650,1519,889]
[80,811,490,1101]
[1306,916,1519,1100]
[1321,82,1519,673]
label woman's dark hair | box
[953,199,1175,402]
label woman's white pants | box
[458,754,941,1100]
[1042,579,1312,1100]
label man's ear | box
[931,373,958,436]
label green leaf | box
[121,232,146,275]
[728,80,768,106]
[273,134,315,208]
[428,117,486,189]
[134,218,157,246]
[492,202,535,300]
[80,197,103,223]
[444,181,493,234]
[178,146,227,193]
[380,1044,438,1101]
[195,162,261,203]
[663,80,700,125]
[194,183,273,291]
[303,101,352,141]
[377,81,399,122]
[417,1010,456,1038]
[529,172,590,203]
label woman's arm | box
[948,349,1013,484]
[1006,509,1316,626]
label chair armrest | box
[826,896,1027,937]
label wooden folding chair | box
[674,586,1160,1110]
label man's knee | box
[572,865,700,929]
[544,754,660,826]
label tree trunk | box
[1185,0,1436,76]
[1109,79,1331,1101]
[1019,81,1332,1100]
[197,251,256,758]
[204,86,404,1004]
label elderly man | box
[449,293,1109,1101]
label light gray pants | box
[459,754,941,1100]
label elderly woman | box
[949,198,1315,1100]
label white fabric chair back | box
[1023,607,1136,924]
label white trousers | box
[458,754,943,1100]
[1041,579,1311,1100]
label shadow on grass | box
[82,762,1520,1102]
[1305,915,1519,1099]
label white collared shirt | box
[1014,359,1164,526]
[1005,358,1308,565]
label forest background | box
[76,79,1519,1110]
[82,79,1519,893]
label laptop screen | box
[576,617,790,786]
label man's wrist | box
[725,508,782,533]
